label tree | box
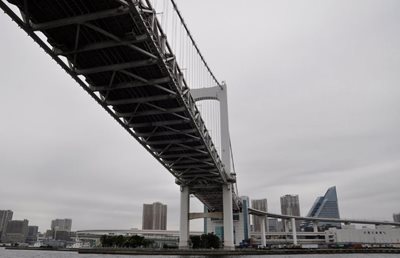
[190,233,220,249]
[100,235,114,247]
[100,234,153,248]
[190,235,201,249]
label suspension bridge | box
[0,0,240,249]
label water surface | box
[1,248,399,258]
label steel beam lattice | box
[0,0,240,212]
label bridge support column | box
[260,216,266,247]
[223,183,234,250]
[313,221,318,232]
[179,185,190,249]
[285,219,289,233]
[291,218,297,245]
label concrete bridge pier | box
[223,183,235,250]
[260,216,266,247]
[179,185,190,249]
[190,83,235,250]
[313,221,318,232]
[291,218,298,245]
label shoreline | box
[5,246,400,255]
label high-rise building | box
[4,219,29,243]
[51,219,72,232]
[280,194,301,231]
[303,186,341,230]
[251,198,268,232]
[142,202,167,230]
[0,210,13,241]
[240,196,250,240]
[394,213,400,223]
[267,218,284,232]
[26,226,39,244]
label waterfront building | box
[325,225,400,245]
[142,202,167,230]
[4,219,29,243]
[251,198,268,232]
[26,225,39,244]
[303,186,341,230]
[394,213,400,223]
[0,210,13,242]
[51,218,72,232]
[280,194,301,231]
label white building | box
[325,225,400,245]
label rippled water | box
[1,248,399,258]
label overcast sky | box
[0,0,399,232]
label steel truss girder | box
[138,128,199,139]
[116,106,185,118]
[117,70,176,95]
[186,177,223,186]
[76,58,157,75]
[191,185,221,190]
[158,125,198,139]
[0,0,239,212]
[160,146,207,153]
[181,156,214,165]
[183,176,221,182]
[83,23,158,60]
[183,177,221,183]
[160,152,207,159]
[145,138,198,146]
[167,155,214,167]
[105,94,176,105]
[54,34,149,56]
[91,76,170,91]
[169,158,213,166]
[137,127,195,139]
[173,164,211,170]
[153,144,207,154]
[31,6,130,31]
[129,119,190,128]
[141,103,189,121]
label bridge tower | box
[182,82,235,250]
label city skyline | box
[0,187,398,232]
[0,0,399,231]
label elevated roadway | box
[249,208,400,227]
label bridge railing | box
[142,0,223,157]
[144,0,221,90]
[134,0,229,181]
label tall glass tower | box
[303,186,341,230]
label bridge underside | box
[3,0,239,211]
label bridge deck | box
[3,0,239,211]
